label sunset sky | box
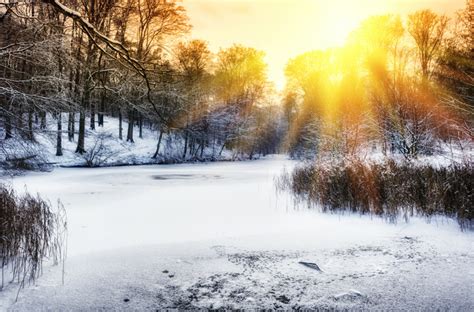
[183,0,465,89]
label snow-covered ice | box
[1,156,473,310]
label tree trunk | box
[139,115,143,139]
[68,112,75,141]
[189,139,193,157]
[98,89,105,127]
[152,130,164,159]
[56,113,63,156]
[76,111,86,154]
[76,81,88,153]
[77,41,94,154]
[182,130,188,160]
[4,115,12,139]
[40,111,46,129]
[27,110,34,141]
[90,105,95,130]
[118,110,123,140]
[219,141,226,157]
[126,110,134,143]
[200,138,205,158]
[17,111,24,138]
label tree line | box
[0,0,282,166]
[0,0,472,168]
[284,2,473,159]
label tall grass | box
[278,159,473,230]
[0,184,67,299]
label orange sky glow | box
[183,0,466,89]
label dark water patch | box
[151,174,222,181]
[152,174,194,180]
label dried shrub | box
[279,159,473,230]
[0,139,51,174]
[81,133,117,167]
[0,184,67,299]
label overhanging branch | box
[41,0,167,121]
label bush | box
[0,184,67,299]
[279,159,473,229]
[0,139,51,173]
[81,133,117,167]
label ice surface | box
[0,156,473,310]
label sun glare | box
[184,0,465,90]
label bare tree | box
[408,10,448,79]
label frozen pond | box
[1,156,473,310]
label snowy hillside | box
[0,114,235,170]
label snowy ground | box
[0,156,473,310]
